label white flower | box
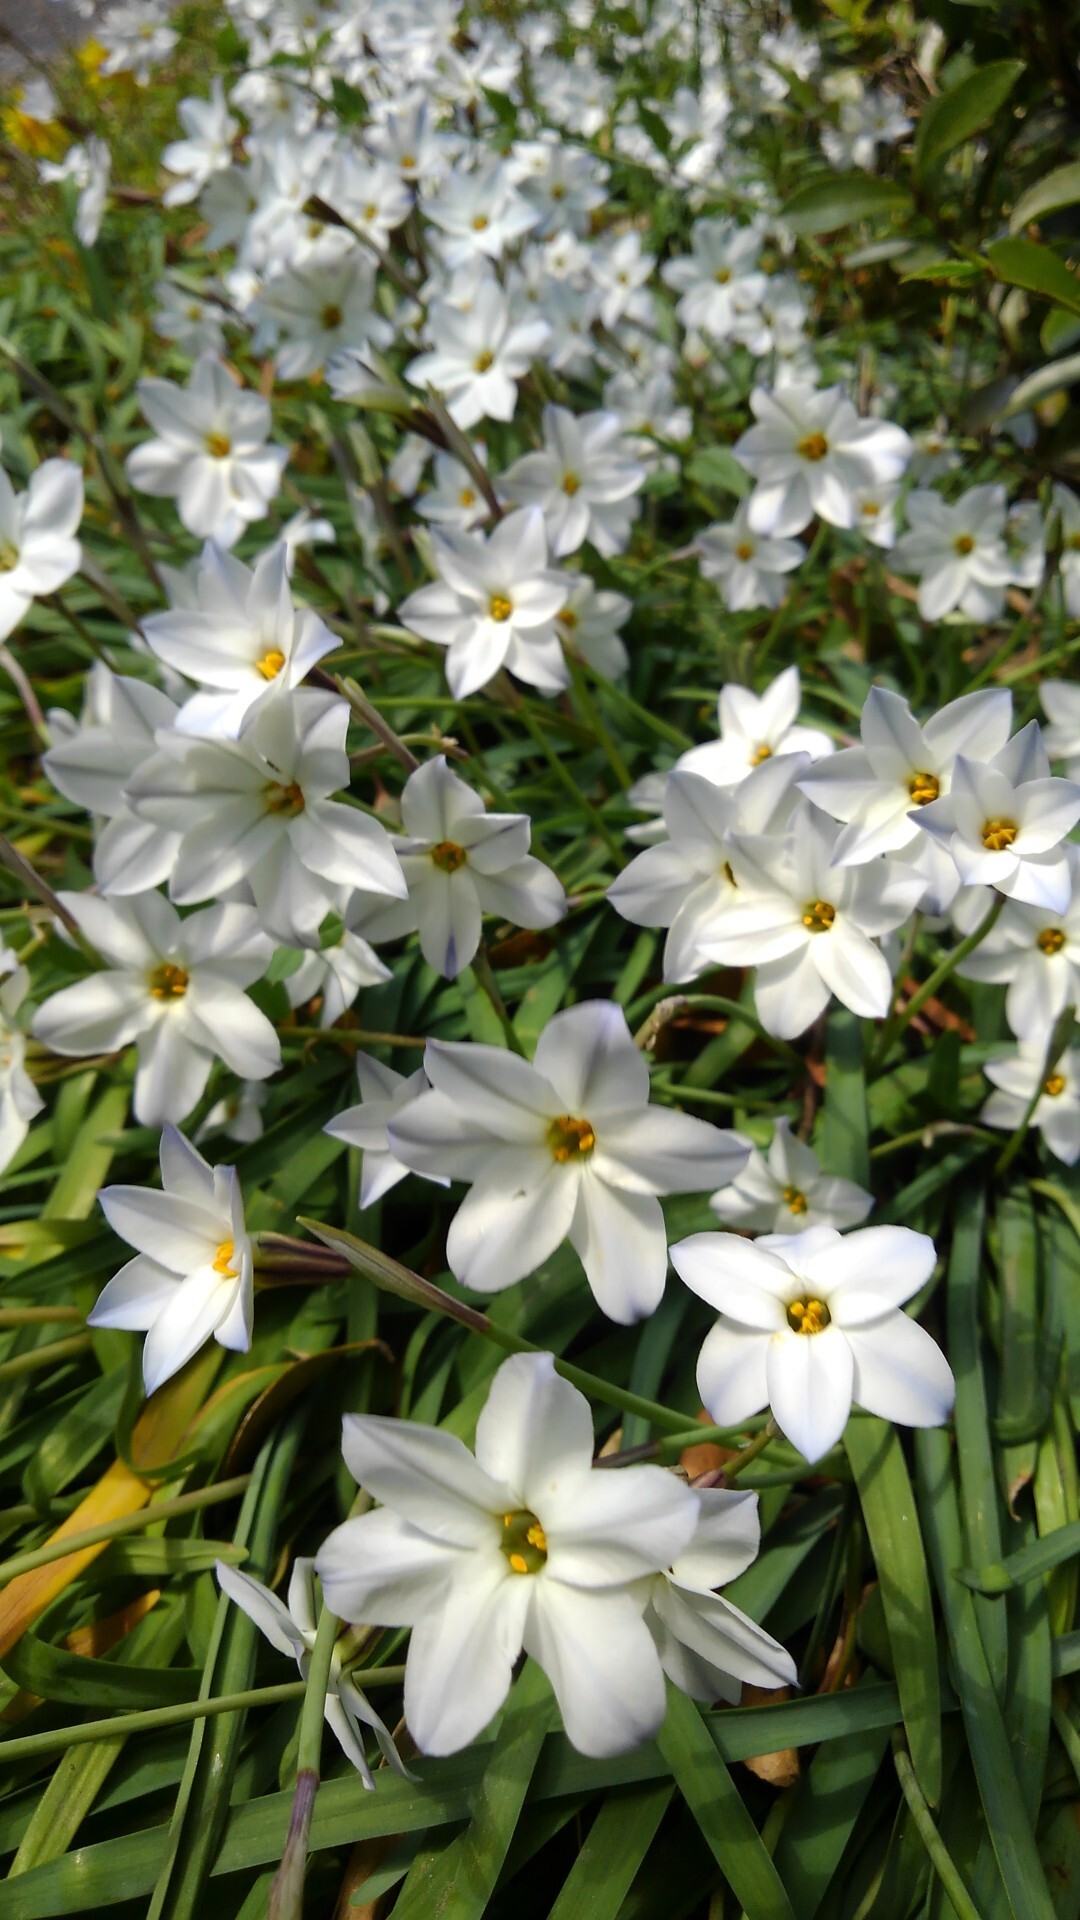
[398,507,568,697]
[671,1223,953,1463]
[257,247,393,381]
[710,1118,873,1236]
[43,664,182,896]
[851,483,901,549]
[590,231,656,329]
[1004,499,1046,593]
[215,1558,410,1787]
[0,961,44,1176]
[141,543,339,738]
[315,1351,699,1757]
[151,278,226,356]
[416,450,490,531]
[891,485,1014,621]
[1053,484,1080,620]
[955,849,1080,1038]
[389,1000,749,1322]
[90,1127,254,1394]
[0,459,83,640]
[982,1040,1080,1165]
[661,220,766,341]
[42,138,111,245]
[283,920,390,1029]
[915,721,1080,913]
[319,153,413,245]
[677,666,833,788]
[608,756,806,983]
[126,354,287,549]
[405,279,551,430]
[326,1051,449,1207]
[1040,676,1080,779]
[162,81,238,206]
[555,577,632,678]
[644,1488,796,1703]
[696,504,804,613]
[697,802,925,1039]
[347,755,566,978]
[734,384,912,539]
[33,892,281,1126]
[798,685,1013,914]
[421,159,539,268]
[97,0,177,83]
[126,689,407,946]
[499,405,645,559]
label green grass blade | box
[658,1685,797,1920]
[546,1780,674,1920]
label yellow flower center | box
[562,472,581,495]
[786,1297,831,1335]
[363,203,378,220]
[735,541,755,561]
[430,839,467,873]
[558,607,578,629]
[500,1509,548,1574]
[213,1239,236,1275]
[714,266,731,284]
[320,303,343,329]
[0,539,19,573]
[908,771,940,806]
[1038,927,1066,954]
[205,431,232,458]
[400,153,416,169]
[797,432,828,462]
[749,742,772,765]
[782,1186,808,1215]
[265,779,305,816]
[981,818,1017,852]
[473,349,494,371]
[459,487,476,507]
[802,899,836,933]
[1044,1073,1067,1098]
[954,534,975,555]
[547,1114,596,1162]
[860,501,881,518]
[256,648,286,680]
[489,593,513,622]
[147,962,189,999]
[472,214,489,231]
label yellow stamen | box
[562,473,580,495]
[459,487,476,507]
[749,742,772,765]
[782,1186,808,1215]
[1044,1073,1067,1098]
[786,1297,830,1334]
[802,900,836,933]
[320,303,343,330]
[430,839,467,873]
[265,780,305,816]
[473,350,494,371]
[489,594,513,622]
[256,648,286,680]
[1038,927,1066,954]
[981,818,1017,852]
[797,432,828,462]
[547,1114,596,1162]
[735,541,755,561]
[908,771,940,806]
[472,214,489,231]
[500,1509,548,1573]
[0,540,19,573]
[954,533,975,555]
[147,963,189,999]
[212,1239,236,1275]
[714,267,731,284]
[205,431,232,459]
[558,607,578,629]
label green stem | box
[892,1733,984,1920]
[270,1602,340,1920]
[0,1668,406,1767]
[0,1331,91,1382]
[470,946,525,1054]
[568,658,632,790]
[871,893,1006,1070]
[0,1476,252,1585]
[519,706,624,862]
[994,1002,1078,1178]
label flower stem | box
[871,892,1006,1070]
[568,657,632,790]
[0,1475,252,1585]
[994,1002,1077,1178]
[269,1600,339,1920]
[892,1732,982,1920]
[470,945,525,1054]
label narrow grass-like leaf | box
[546,1780,673,1920]
[658,1685,797,1920]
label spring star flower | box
[982,1040,1080,1165]
[405,280,551,430]
[347,755,566,978]
[914,721,1080,913]
[140,543,339,738]
[398,507,569,697]
[315,1351,698,1757]
[43,665,182,896]
[643,1489,796,1703]
[890,485,1014,621]
[710,1118,873,1236]
[0,958,44,1176]
[660,219,766,341]
[954,849,1080,1039]
[696,504,804,613]
[126,354,288,549]
[677,667,833,788]
[499,405,646,559]
[389,1000,748,1321]
[734,384,912,539]
[671,1224,953,1463]
[90,1127,254,1395]
[697,802,925,1039]
[215,1558,410,1788]
[126,689,407,945]
[33,893,281,1126]
[1040,678,1080,779]
[0,459,83,639]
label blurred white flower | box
[398,507,569,697]
[0,959,44,1177]
[126,355,287,549]
[44,664,182,897]
[710,1118,873,1236]
[0,459,83,640]
[734,384,911,539]
[982,1039,1080,1164]
[696,503,804,612]
[326,1051,449,1208]
[405,279,550,429]
[678,666,833,787]
[162,81,238,205]
[644,1488,796,1702]
[915,722,1080,913]
[891,485,1014,622]
[499,405,645,559]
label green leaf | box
[546,1780,673,1920]
[781,173,914,236]
[770,1706,892,1915]
[899,258,987,285]
[819,1005,871,1189]
[985,238,1080,317]
[659,1686,797,1920]
[1,1632,201,1710]
[686,447,751,496]
[846,1419,941,1804]
[1010,162,1080,234]
[913,61,1025,180]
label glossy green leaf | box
[659,1686,797,1920]
[913,62,1025,179]
[781,173,914,235]
[986,239,1080,317]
